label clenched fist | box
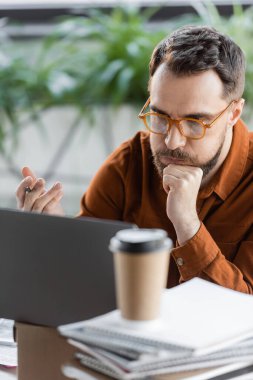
[163,165,203,245]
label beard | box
[152,140,224,180]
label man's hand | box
[163,165,203,245]
[15,166,65,216]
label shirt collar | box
[199,119,249,201]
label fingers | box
[163,164,203,193]
[16,165,64,214]
[163,164,203,176]
[163,173,181,194]
[42,191,64,214]
[23,181,63,213]
[163,166,190,194]
[23,178,46,211]
[22,166,36,180]
[16,167,38,209]
[16,176,35,209]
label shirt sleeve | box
[172,223,253,294]
[77,142,130,220]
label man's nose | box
[164,123,187,151]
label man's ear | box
[228,98,245,128]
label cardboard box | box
[16,322,110,380]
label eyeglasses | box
[138,97,236,140]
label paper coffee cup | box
[109,229,173,321]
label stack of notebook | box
[58,279,253,380]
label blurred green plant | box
[191,2,253,120]
[0,3,253,155]
[0,7,168,155]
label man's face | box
[149,65,233,180]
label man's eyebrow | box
[150,104,168,115]
[149,104,214,119]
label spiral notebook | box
[59,278,253,356]
[62,338,253,380]
[59,278,253,379]
[62,361,253,380]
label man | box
[16,26,253,293]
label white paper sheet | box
[59,278,253,356]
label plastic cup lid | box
[109,228,173,253]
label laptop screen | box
[0,208,134,326]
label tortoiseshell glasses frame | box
[138,97,236,140]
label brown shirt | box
[79,119,253,294]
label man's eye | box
[189,116,201,121]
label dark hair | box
[149,25,245,100]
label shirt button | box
[176,257,184,266]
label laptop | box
[0,208,135,327]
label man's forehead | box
[150,65,226,115]
[151,63,223,87]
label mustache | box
[155,148,191,161]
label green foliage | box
[36,7,167,106]
[0,3,253,150]
[0,7,168,152]
[191,2,253,117]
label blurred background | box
[0,0,253,215]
